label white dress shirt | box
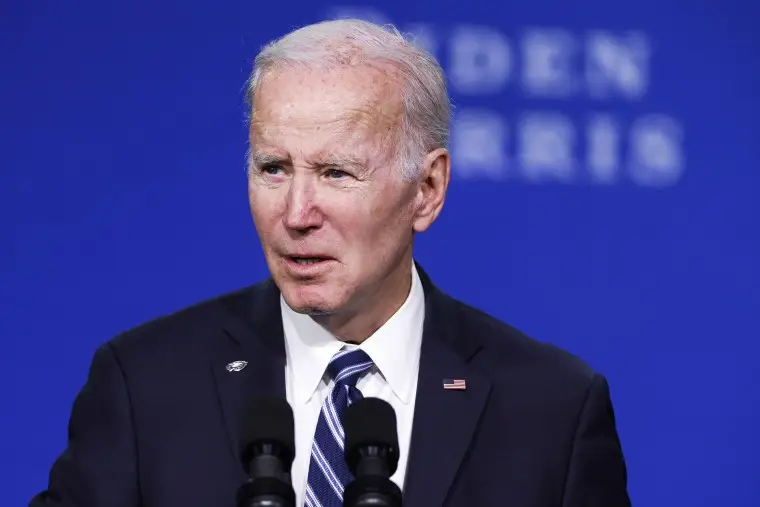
[281,264,425,507]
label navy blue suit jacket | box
[30,267,631,506]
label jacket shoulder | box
[446,296,598,387]
[106,280,273,361]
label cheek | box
[248,186,283,229]
[329,192,413,249]
[366,185,416,225]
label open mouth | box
[287,256,331,265]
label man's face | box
[248,65,422,317]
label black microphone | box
[343,397,403,507]
[237,397,296,507]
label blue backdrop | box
[2,1,758,505]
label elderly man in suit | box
[31,18,631,507]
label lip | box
[280,255,337,278]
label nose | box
[283,174,324,232]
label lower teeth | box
[294,258,320,264]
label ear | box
[412,148,451,233]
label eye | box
[261,164,283,175]
[326,168,349,179]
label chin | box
[280,284,344,316]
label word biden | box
[326,6,685,187]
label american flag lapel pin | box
[442,378,467,390]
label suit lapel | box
[403,267,493,506]
[210,279,286,475]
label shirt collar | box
[281,263,426,405]
[281,301,344,405]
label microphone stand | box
[343,446,402,507]
[237,442,296,507]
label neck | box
[313,255,414,343]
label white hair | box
[244,19,451,180]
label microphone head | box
[239,396,295,473]
[344,397,400,476]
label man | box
[31,19,631,507]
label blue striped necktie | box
[305,347,374,507]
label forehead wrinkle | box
[249,64,405,171]
[251,108,395,162]
[251,102,396,135]
[332,100,403,163]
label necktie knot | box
[326,347,373,388]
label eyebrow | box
[249,150,367,172]
[308,155,366,171]
[249,150,283,167]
